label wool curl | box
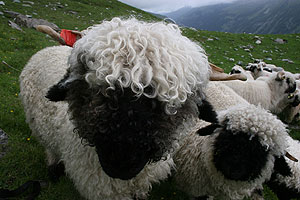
[68,17,210,114]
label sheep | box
[172,81,297,200]
[173,101,293,200]
[19,17,211,200]
[219,71,297,114]
[245,62,275,79]
[266,136,300,200]
[229,65,254,80]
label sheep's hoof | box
[48,162,65,182]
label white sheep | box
[230,65,254,80]
[19,17,210,200]
[245,62,275,79]
[219,71,297,114]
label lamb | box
[19,17,210,200]
[219,71,297,114]
[173,101,293,200]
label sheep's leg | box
[45,149,65,182]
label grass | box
[0,0,299,199]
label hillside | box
[0,0,299,200]
[164,0,300,34]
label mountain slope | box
[164,0,300,34]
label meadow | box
[0,0,299,199]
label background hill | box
[0,0,299,200]
[164,0,300,34]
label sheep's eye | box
[288,94,294,99]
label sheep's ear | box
[197,99,219,123]
[196,123,220,136]
[273,156,292,176]
[46,72,73,102]
[275,71,286,81]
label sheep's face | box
[229,65,243,75]
[213,128,269,181]
[274,71,297,94]
[46,73,197,180]
[197,104,290,182]
[45,18,212,180]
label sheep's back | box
[220,80,272,110]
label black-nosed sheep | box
[19,18,210,200]
[173,82,293,200]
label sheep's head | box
[274,71,297,94]
[46,18,210,180]
[229,65,243,75]
[197,104,294,182]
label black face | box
[285,77,297,94]
[230,69,241,75]
[47,72,197,180]
[291,94,300,107]
[213,129,269,181]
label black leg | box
[48,162,65,182]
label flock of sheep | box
[17,17,300,200]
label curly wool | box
[20,46,178,200]
[68,17,210,114]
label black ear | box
[273,156,292,177]
[196,123,220,136]
[45,72,72,102]
[197,99,218,123]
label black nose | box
[96,141,151,180]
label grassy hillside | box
[0,0,299,199]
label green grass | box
[0,0,299,199]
